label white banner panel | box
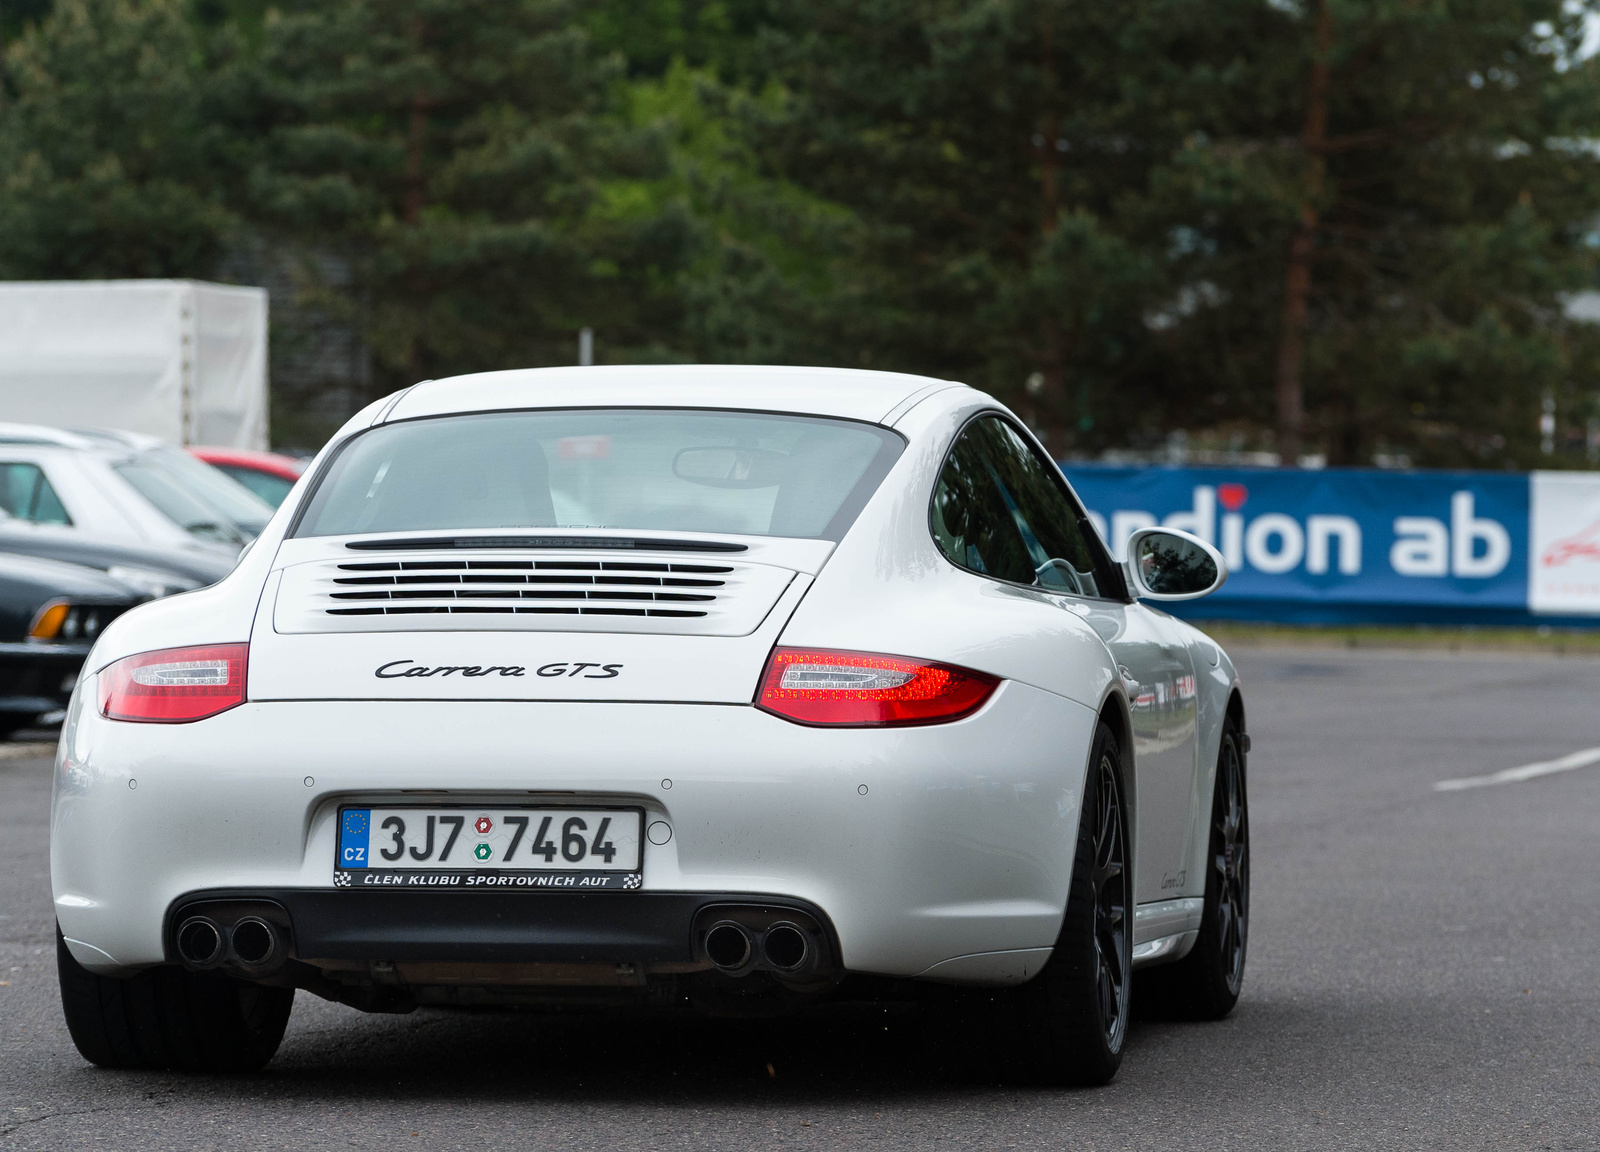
[0,280,186,442]
[1529,471,1600,614]
[0,279,267,448]
[192,283,268,449]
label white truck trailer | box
[0,279,268,449]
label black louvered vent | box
[322,559,732,620]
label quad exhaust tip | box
[175,917,224,969]
[702,915,819,976]
[762,923,809,972]
[704,921,754,971]
[230,917,280,968]
[174,911,286,974]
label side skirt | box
[1131,897,1203,969]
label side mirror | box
[1124,527,1228,601]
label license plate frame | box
[334,804,644,891]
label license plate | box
[334,806,643,890]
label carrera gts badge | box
[374,660,622,679]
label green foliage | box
[743,1,1217,450]
[585,0,769,79]
[232,0,693,398]
[3,0,1600,466]
[614,61,874,366]
[0,0,233,278]
[1183,0,1600,468]
[0,0,54,51]
[750,0,1600,467]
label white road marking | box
[1434,746,1600,792]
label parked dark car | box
[0,553,146,738]
[0,521,235,597]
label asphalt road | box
[3,646,1599,1150]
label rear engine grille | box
[272,551,798,637]
[324,560,730,619]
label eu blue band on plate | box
[339,809,371,869]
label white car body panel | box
[247,571,812,704]
[0,443,192,547]
[55,685,1095,978]
[51,366,1245,990]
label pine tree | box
[751,0,1600,467]
[586,0,769,80]
[1242,0,1600,466]
[0,0,233,279]
[234,0,694,399]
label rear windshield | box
[293,409,905,541]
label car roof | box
[0,422,99,449]
[383,365,973,426]
[0,423,160,454]
[68,427,164,452]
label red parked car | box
[188,448,307,508]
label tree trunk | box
[1034,22,1065,451]
[404,87,430,226]
[403,14,430,377]
[1274,0,1332,468]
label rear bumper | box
[52,683,1096,985]
[167,887,834,965]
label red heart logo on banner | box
[1217,483,1249,512]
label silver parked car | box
[0,424,273,557]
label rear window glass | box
[113,460,246,547]
[219,465,296,508]
[293,409,905,541]
[148,447,274,533]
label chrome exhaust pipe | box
[761,923,811,973]
[228,917,282,971]
[704,921,754,972]
[175,917,225,969]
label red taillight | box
[756,647,999,727]
[98,643,248,723]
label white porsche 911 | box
[51,366,1248,1085]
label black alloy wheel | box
[1212,725,1249,997]
[1089,749,1130,1051]
[1138,716,1249,1019]
[981,722,1130,1085]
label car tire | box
[1140,716,1249,1020]
[961,722,1131,1086]
[56,926,294,1072]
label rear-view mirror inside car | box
[672,446,788,489]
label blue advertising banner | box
[1061,466,1541,625]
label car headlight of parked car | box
[28,600,118,643]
